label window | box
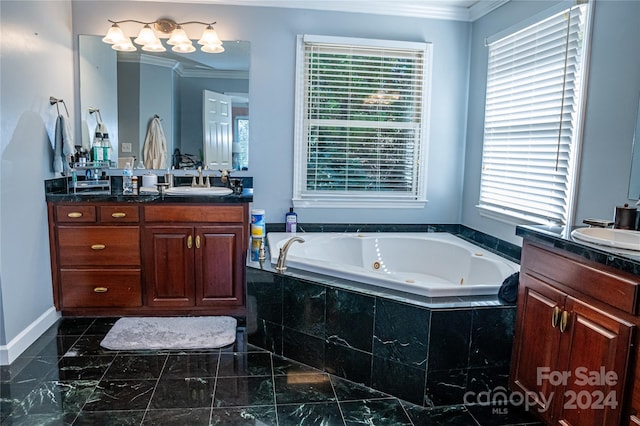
[293,35,431,208]
[478,1,592,226]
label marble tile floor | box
[0,317,543,425]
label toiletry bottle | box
[123,162,133,194]
[102,132,111,163]
[92,134,103,163]
[286,207,298,233]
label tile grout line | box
[270,352,280,425]
[138,352,170,425]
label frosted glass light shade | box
[112,39,136,52]
[142,40,166,52]
[134,24,159,46]
[102,24,126,44]
[167,26,189,45]
[201,43,225,53]
[172,42,196,53]
[197,26,221,46]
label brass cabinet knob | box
[90,244,106,250]
[93,287,108,293]
[195,235,201,249]
[111,212,127,218]
[67,212,83,218]
[187,235,193,249]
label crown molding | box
[136,0,509,22]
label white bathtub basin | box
[164,186,233,196]
[266,232,519,297]
[571,227,640,251]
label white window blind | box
[478,2,590,226]
[293,35,431,208]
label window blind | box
[478,3,589,226]
[294,36,430,206]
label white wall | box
[0,1,71,361]
[71,1,472,225]
[462,0,640,244]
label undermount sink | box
[163,186,233,196]
[571,227,640,252]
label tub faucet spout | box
[276,236,305,273]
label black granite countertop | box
[44,176,253,204]
[516,225,640,276]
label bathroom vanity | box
[513,226,640,426]
[45,179,252,317]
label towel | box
[498,272,520,304]
[142,116,167,169]
[53,114,74,174]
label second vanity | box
[513,225,640,426]
[45,177,252,317]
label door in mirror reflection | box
[203,89,232,169]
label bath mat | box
[100,316,237,350]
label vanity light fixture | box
[102,18,224,53]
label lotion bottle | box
[285,207,298,233]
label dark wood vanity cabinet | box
[47,202,249,316]
[142,224,245,309]
[49,204,143,310]
[511,240,639,426]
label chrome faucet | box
[275,236,305,273]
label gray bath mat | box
[100,316,237,350]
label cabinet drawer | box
[60,269,142,308]
[56,205,96,223]
[57,226,140,266]
[522,242,639,314]
[144,205,244,223]
[100,206,139,223]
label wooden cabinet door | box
[195,225,245,306]
[510,273,565,423]
[553,297,634,426]
[143,226,195,307]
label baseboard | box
[0,307,60,365]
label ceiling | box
[144,0,510,21]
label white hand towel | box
[143,116,167,169]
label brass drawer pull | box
[91,244,106,250]
[195,235,201,249]
[67,212,83,218]
[111,212,127,218]
[187,235,193,249]
[551,306,561,328]
[559,310,569,333]
[93,287,108,293]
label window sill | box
[294,198,426,209]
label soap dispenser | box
[614,203,637,230]
[285,207,298,233]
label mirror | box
[78,35,250,170]
[628,94,640,199]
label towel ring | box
[49,96,69,117]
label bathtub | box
[266,232,519,297]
